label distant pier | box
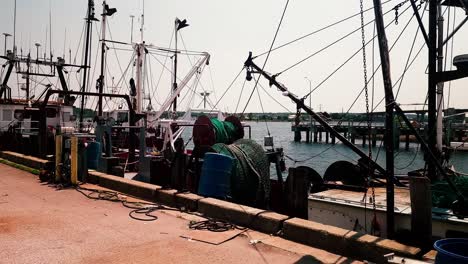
[291,120,467,150]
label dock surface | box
[0,163,357,264]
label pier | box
[292,119,467,150]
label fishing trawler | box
[1,0,467,256]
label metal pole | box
[173,19,178,116]
[130,15,135,43]
[436,4,444,152]
[98,1,107,116]
[80,0,94,129]
[372,0,395,238]
[13,0,16,55]
[427,0,438,180]
[26,54,30,104]
[2,34,10,56]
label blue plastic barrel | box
[434,238,468,264]
[198,153,234,199]
[86,141,102,170]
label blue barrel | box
[434,239,468,264]
[86,141,102,170]
[198,153,233,199]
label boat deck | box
[308,187,468,238]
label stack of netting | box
[432,175,468,208]
[212,139,270,207]
[211,118,237,144]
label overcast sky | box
[1,0,467,113]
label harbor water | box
[183,121,468,178]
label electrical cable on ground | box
[75,185,247,232]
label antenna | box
[63,28,67,59]
[13,0,17,55]
[49,0,52,60]
[130,15,135,43]
[140,0,145,42]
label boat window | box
[46,108,57,118]
[63,112,71,122]
[117,112,128,123]
[14,110,25,121]
[3,109,13,121]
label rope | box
[75,186,179,221]
[189,219,242,232]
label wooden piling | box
[409,176,432,246]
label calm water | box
[182,121,468,177]
[245,121,468,177]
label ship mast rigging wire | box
[253,0,397,59]
[240,0,291,133]
[281,2,412,83]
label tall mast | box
[427,0,438,180]
[98,1,116,116]
[436,4,444,153]
[135,3,144,113]
[372,0,395,238]
[79,0,96,129]
[172,18,189,118]
[13,0,16,55]
[172,18,179,117]
[98,1,107,116]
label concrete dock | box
[0,163,360,264]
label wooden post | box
[319,130,322,142]
[325,131,329,144]
[406,131,410,150]
[409,176,432,245]
[70,136,78,185]
[55,135,63,182]
[306,129,310,143]
[372,129,377,147]
[372,0,396,238]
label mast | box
[436,3,444,153]
[98,1,107,116]
[372,0,395,238]
[98,1,116,116]
[13,0,16,55]
[172,18,189,118]
[135,5,144,114]
[80,0,96,129]
[172,18,179,117]
[427,0,438,180]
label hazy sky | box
[1,0,467,113]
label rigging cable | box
[284,6,414,164]
[301,3,414,100]
[240,0,291,123]
[150,28,174,108]
[252,75,270,135]
[209,68,244,111]
[254,0,398,58]
[234,78,247,113]
[277,2,410,76]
